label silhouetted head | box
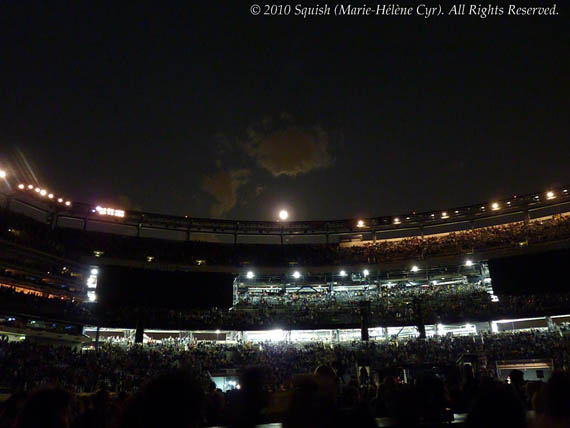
[16,388,74,428]
[119,370,205,428]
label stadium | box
[1,166,570,426]
[1,3,568,426]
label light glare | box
[278,209,289,221]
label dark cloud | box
[201,169,251,218]
[244,116,333,177]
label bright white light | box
[95,206,124,217]
[278,209,289,221]
[90,268,99,275]
[411,265,419,272]
[441,212,448,219]
[35,187,40,193]
[339,270,347,277]
[491,202,500,210]
[57,198,63,203]
[28,185,34,189]
[437,323,444,332]
[65,201,71,206]
[393,217,400,224]
[246,271,254,279]
[465,260,473,267]
[546,191,555,200]
[87,291,97,302]
[292,271,301,279]
[363,269,369,277]
[40,189,47,196]
[357,220,365,228]
[48,194,54,199]
[215,329,220,334]
[18,184,25,189]
[236,384,241,390]
[0,170,6,179]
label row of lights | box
[355,190,565,228]
[410,259,474,273]
[17,183,71,206]
[245,268,371,280]
[86,267,99,302]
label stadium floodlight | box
[411,265,419,272]
[491,202,500,210]
[278,209,289,221]
[339,270,347,277]
[48,193,54,199]
[292,271,301,279]
[441,212,449,219]
[215,329,220,334]
[246,271,255,279]
[0,170,6,179]
[393,217,400,224]
[65,201,71,206]
[357,220,365,228]
[465,259,473,267]
[546,191,555,200]
[363,269,369,277]
[57,198,63,203]
[34,187,40,193]
[18,184,25,189]
[27,185,34,189]
[40,189,47,196]
[90,268,99,275]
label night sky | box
[1,3,568,221]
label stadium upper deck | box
[1,178,569,245]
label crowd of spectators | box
[2,278,570,332]
[2,211,569,267]
[1,331,570,427]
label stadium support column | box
[413,297,426,339]
[95,326,101,352]
[135,318,144,344]
[360,301,370,341]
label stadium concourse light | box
[546,191,555,200]
[491,202,500,210]
[363,269,369,277]
[18,184,24,189]
[40,189,47,196]
[339,270,347,277]
[357,220,365,228]
[292,271,301,279]
[411,265,419,272]
[27,185,34,190]
[0,170,6,179]
[278,209,289,221]
[246,271,255,279]
[465,260,474,267]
